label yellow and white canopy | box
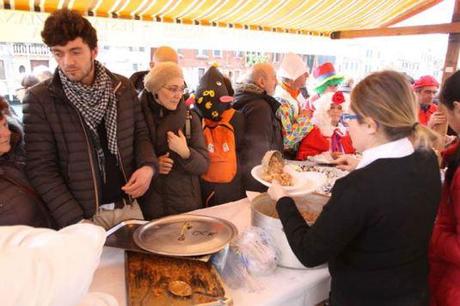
[0,0,442,36]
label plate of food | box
[251,150,326,196]
[307,152,340,165]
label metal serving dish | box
[105,219,147,251]
[133,214,238,257]
[251,192,329,269]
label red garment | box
[429,142,460,306]
[419,103,438,126]
[296,126,354,160]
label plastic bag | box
[213,226,278,290]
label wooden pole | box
[331,22,460,39]
[434,0,460,150]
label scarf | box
[59,60,118,181]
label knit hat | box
[144,62,183,93]
[194,65,233,121]
[278,53,308,81]
[313,62,344,94]
[413,75,439,89]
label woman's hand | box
[158,152,174,175]
[333,154,360,171]
[167,130,191,159]
[267,180,288,202]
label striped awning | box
[0,0,442,37]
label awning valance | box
[0,0,442,36]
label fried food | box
[261,150,293,186]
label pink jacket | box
[429,142,460,306]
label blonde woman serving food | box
[268,71,441,306]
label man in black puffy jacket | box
[23,9,157,229]
[233,63,283,192]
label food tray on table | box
[125,251,232,306]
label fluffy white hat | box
[312,91,350,137]
[278,53,308,81]
[144,62,183,93]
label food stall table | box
[90,198,331,306]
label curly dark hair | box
[41,9,97,49]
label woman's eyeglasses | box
[163,85,187,95]
[341,113,361,126]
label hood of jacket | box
[233,82,280,113]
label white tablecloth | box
[90,198,331,306]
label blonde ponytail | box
[411,122,441,150]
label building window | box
[213,50,222,57]
[198,68,205,79]
[0,60,5,79]
[196,49,208,58]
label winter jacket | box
[429,141,460,306]
[233,83,283,192]
[0,121,53,227]
[23,69,156,228]
[140,91,209,218]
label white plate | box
[288,172,327,196]
[251,165,326,196]
[308,152,335,164]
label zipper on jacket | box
[117,146,134,203]
[76,112,100,211]
[113,80,134,204]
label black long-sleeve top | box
[277,150,441,306]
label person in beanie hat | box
[274,53,314,158]
[140,62,209,218]
[194,64,245,206]
[413,75,441,126]
[296,91,354,160]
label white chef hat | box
[278,53,308,81]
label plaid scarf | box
[59,60,118,182]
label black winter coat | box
[140,91,209,218]
[233,83,283,192]
[0,122,53,227]
[23,69,156,228]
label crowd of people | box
[1,8,460,306]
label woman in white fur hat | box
[140,62,209,219]
[296,91,354,160]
